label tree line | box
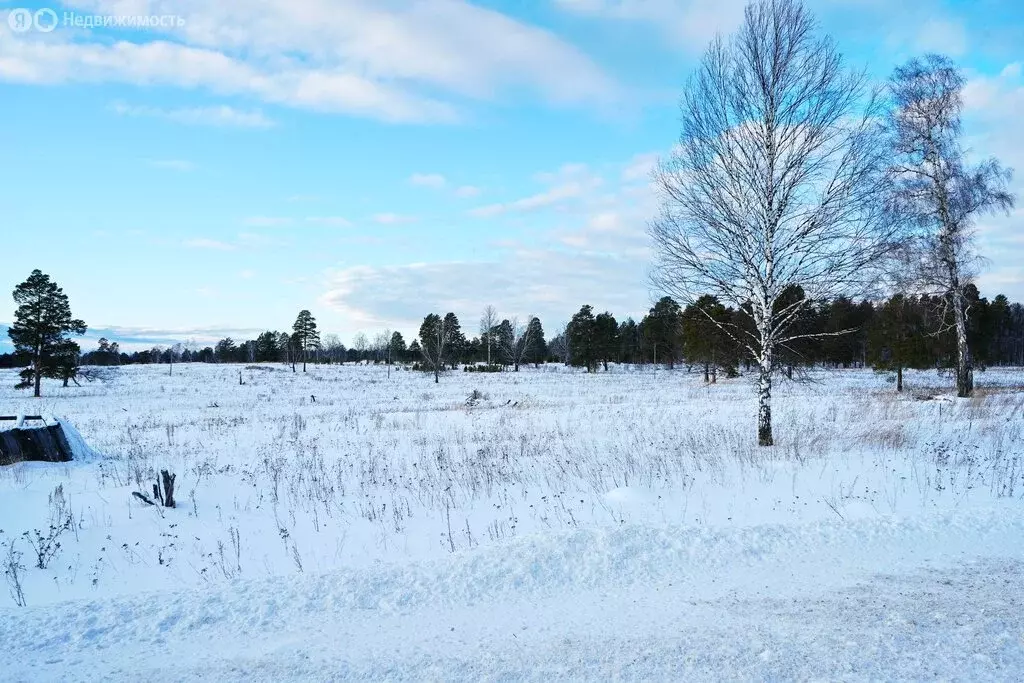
[551,289,1024,382]
[8,275,1021,396]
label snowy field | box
[1,363,1023,680]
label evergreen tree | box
[93,337,120,366]
[419,313,457,382]
[643,297,683,368]
[8,270,87,396]
[215,338,236,363]
[548,331,569,364]
[443,313,466,369]
[617,318,641,365]
[593,312,618,371]
[682,295,732,382]
[389,331,407,362]
[493,319,514,367]
[292,310,320,372]
[466,337,483,364]
[567,305,598,372]
[869,294,925,391]
[771,285,816,378]
[254,331,279,362]
[524,317,547,367]
[48,339,82,387]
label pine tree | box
[48,339,82,387]
[8,270,87,397]
[644,297,683,368]
[419,313,457,382]
[524,317,547,367]
[292,310,320,372]
[254,331,279,363]
[443,313,466,369]
[215,338,237,363]
[682,295,732,382]
[869,294,923,392]
[593,312,618,371]
[95,337,119,366]
[771,286,815,378]
[389,331,407,363]
[617,318,641,365]
[493,319,514,367]
[567,305,598,372]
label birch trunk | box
[953,294,973,397]
[757,345,774,447]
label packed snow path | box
[4,506,1023,681]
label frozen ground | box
[1,363,1023,680]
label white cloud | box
[184,238,236,250]
[1,0,620,122]
[533,162,591,184]
[409,173,447,189]
[1001,63,1022,80]
[319,153,661,333]
[963,67,1024,127]
[110,101,275,128]
[148,159,195,171]
[372,213,418,225]
[0,36,459,123]
[243,216,294,227]
[469,165,603,217]
[237,232,288,248]
[553,0,746,49]
[455,185,482,198]
[320,249,649,334]
[469,182,594,217]
[306,216,352,227]
[957,64,1024,300]
[74,325,267,352]
[621,152,660,182]
[913,18,968,57]
[244,216,353,228]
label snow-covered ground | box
[1,363,1023,680]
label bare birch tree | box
[168,342,183,376]
[352,332,368,364]
[887,54,1015,398]
[650,0,898,446]
[379,328,393,378]
[321,333,346,364]
[480,305,498,366]
[500,316,537,372]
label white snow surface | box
[1,363,1023,680]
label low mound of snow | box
[55,417,101,461]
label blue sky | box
[1,0,1022,351]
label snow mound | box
[55,417,101,461]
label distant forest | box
[3,285,1023,377]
